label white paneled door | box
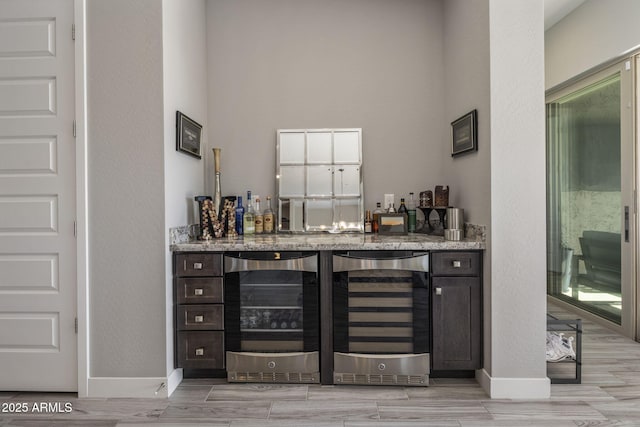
[0,0,77,391]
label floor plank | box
[4,302,640,424]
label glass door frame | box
[546,57,637,339]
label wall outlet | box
[384,194,395,211]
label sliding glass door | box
[546,59,635,337]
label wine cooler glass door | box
[240,270,305,351]
[224,253,319,354]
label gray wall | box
[545,0,640,89]
[162,0,208,376]
[205,0,446,209]
[441,0,492,376]
[87,0,166,377]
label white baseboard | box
[87,376,170,398]
[477,369,550,399]
[167,368,183,397]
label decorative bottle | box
[235,196,244,235]
[243,191,256,235]
[263,196,275,233]
[212,148,222,216]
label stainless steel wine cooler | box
[332,251,430,386]
[224,252,320,383]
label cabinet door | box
[432,277,481,370]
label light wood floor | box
[2,303,640,426]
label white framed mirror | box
[276,128,363,233]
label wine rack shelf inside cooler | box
[347,270,415,354]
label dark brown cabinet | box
[431,251,482,371]
[174,253,225,371]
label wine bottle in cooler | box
[290,311,301,329]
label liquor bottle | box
[398,198,407,214]
[364,210,372,233]
[407,192,417,232]
[263,196,275,233]
[372,202,383,233]
[235,196,244,235]
[243,191,256,235]
[254,198,263,234]
[388,203,396,213]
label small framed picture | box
[451,109,477,157]
[176,111,202,159]
[378,213,408,235]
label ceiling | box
[544,0,586,30]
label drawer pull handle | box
[194,288,204,296]
[452,260,462,268]
[268,361,276,369]
[193,262,203,270]
[194,315,204,323]
[435,287,442,295]
[195,348,204,356]
[378,363,386,371]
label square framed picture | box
[451,109,478,157]
[176,111,202,159]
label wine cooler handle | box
[332,254,429,272]
[625,206,629,242]
[225,255,318,273]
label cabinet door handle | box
[194,315,204,323]
[195,348,204,356]
[452,260,462,268]
[193,262,203,270]
[435,287,442,295]
[194,288,204,296]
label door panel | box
[0,0,76,391]
[546,59,635,338]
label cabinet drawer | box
[176,277,223,304]
[177,331,224,369]
[177,304,224,330]
[431,251,480,276]
[175,253,222,277]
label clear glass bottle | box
[235,196,244,235]
[407,192,417,232]
[243,191,256,235]
[263,196,275,233]
[254,197,263,234]
[388,203,396,213]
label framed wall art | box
[176,111,202,159]
[377,213,408,235]
[451,109,478,157]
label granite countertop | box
[170,232,485,252]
